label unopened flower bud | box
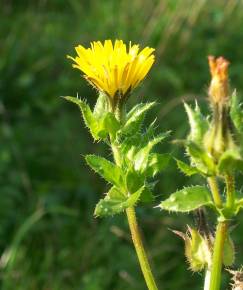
[208,56,229,106]
[173,227,212,272]
[204,56,238,163]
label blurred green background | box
[1,0,243,289]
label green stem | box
[111,143,121,165]
[111,141,158,290]
[209,221,228,290]
[126,207,158,290]
[225,174,235,210]
[207,177,222,208]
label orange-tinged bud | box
[203,56,240,165]
[208,56,230,105]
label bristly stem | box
[207,177,222,208]
[126,207,159,290]
[225,174,235,210]
[111,141,158,290]
[209,221,228,290]
[207,177,225,290]
[209,175,235,290]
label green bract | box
[184,102,208,144]
[184,228,211,271]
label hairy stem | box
[225,174,235,210]
[209,221,228,290]
[111,141,158,290]
[207,177,222,208]
[126,207,159,290]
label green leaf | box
[64,96,120,140]
[93,92,109,119]
[94,186,144,217]
[64,96,99,139]
[140,186,154,203]
[160,186,213,212]
[122,102,156,135]
[186,141,215,175]
[85,155,123,187]
[124,169,154,203]
[103,112,120,139]
[176,159,202,176]
[230,91,243,133]
[134,132,169,173]
[218,150,243,174]
[184,102,208,144]
[234,197,243,214]
[223,235,234,266]
[125,169,144,194]
[145,153,171,177]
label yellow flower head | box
[68,40,155,101]
[208,55,230,105]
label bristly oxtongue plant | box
[64,40,171,290]
[160,56,243,290]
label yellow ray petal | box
[68,40,155,99]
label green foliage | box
[176,159,202,176]
[121,102,156,135]
[145,153,171,177]
[93,92,109,119]
[85,155,123,188]
[133,133,170,173]
[64,96,120,140]
[185,141,216,176]
[183,98,243,177]
[64,96,104,140]
[223,235,235,266]
[95,186,144,217]
[160,186,213,212]
[125,169,143,194]
[234,197,243,215]
[184,102,208,144]
[218,150,243,174]
[86,102,170,211]
[230,91,243,134]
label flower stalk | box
[225,174,235,210]
[66,40,165,290]
[207,177,222,209]
[126,207,159,290]
[111,139,158,290]
[209,221,228,290]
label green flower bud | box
[174,227,212,272]
[203,105,238,162]
[203,56,241,172]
